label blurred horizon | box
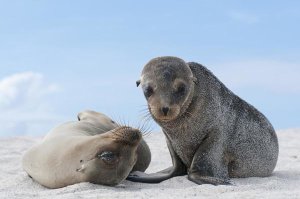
[0,1,299,136]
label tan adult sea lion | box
[127,56,279,185]
[22,110,151,188]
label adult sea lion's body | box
[23,110,151,188]
[128,56,278,185]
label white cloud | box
[213,60,300,94]
[0,72,59,109]
[0,72,63,136]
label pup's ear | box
[136,80,141,87]
[192,76,197,83]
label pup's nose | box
[162,107,169,116]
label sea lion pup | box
[127,56,279,185]
[22,110,151,188]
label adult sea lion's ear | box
[136,80,141,87]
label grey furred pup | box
[127,56,279,185]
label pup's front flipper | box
[127,171,174,183]
[188,172,232,185]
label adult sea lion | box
[22,110,151,188]
[127,56,279,185]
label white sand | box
[1,129,300,199]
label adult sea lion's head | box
[77,126,142,186]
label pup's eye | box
[98,151,118,164]
[175,84,186,95]
[144,86,154,98]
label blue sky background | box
[0,0,299,136]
